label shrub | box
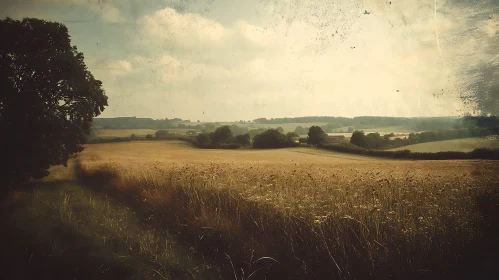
[196,133,212,147]
[350,130,368,148]
[307,126,328,146]
[155,130,170,139]
[210,126,233,145]
[234,134,251,147]
[253,129,288,149]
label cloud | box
[102,2,474,120]
[138,8,225,46]
[11,0,497,120]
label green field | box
[389,137,499,153]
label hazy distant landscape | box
[2,0,499,279]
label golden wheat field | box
[77,141,499,279]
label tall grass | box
[76,156,499,279]
[1,179,219,279]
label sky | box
[1,0,498,121]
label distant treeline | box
[254,116,499,131]
[92,116,499,132]
[319,143,499,160]
[351,127,499,150]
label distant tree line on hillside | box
[295,124,354,135]
[92,116,499,134]
[253,116,461,129]
[349,126,499,150]
[254,116,499,131]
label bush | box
[307,126,328,146]
[253,129,288,149]
[155,130,170,139]
[145,134,154,140]
[294,126,309,135]
[234,134,251,147]
[210,126,233,145]
[350,130,368,148]
[196,133,212,147]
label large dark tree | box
[252,129,288,149]
[155,129,170,139]
[234,133,251,147]
[210,125,233,145]
[307,126,327,146]
[350,130,368,148]
[0,18,108,193]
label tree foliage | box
[307,126,328,146]
[234,133,251,147]
[252,129,288,149]
[248,128,267,139]
[364,132,383,149]
[350,130,368,148]
[0,18,108,192]
[210,125,233,145]
[294,126,309,135]
[196,133,212,147]
[155,129,170,139]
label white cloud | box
[19,0,488,120]
[138,8,225,48]
[107,3,473,120]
